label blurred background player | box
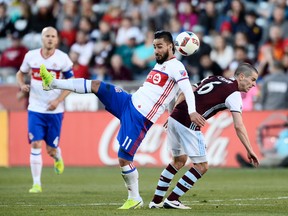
[39,30,205,209]
[149,63,260,209]
[16,26,74,193]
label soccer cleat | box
[118,198,143,209]
[54,159,64,175]
[40,64,54,90]
[29,184,42,193]
[163,198,191,209]
[148,201,164,209]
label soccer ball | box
[174,31,200,56]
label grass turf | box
[0,167,287,216]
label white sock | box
[52,78,92,93]
[30,148,42,186]
[121,164,141,200]
[54,147,62,161]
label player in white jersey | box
[39,30,206,209]
[16,27,73,193]
[149,63,260,209]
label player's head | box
[153,30,175,64]
[41,26,58,51]
[234,63,258,92]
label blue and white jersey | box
[20,48,73,113]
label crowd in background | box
[0,0,288,111]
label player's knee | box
[47,147,56,158]
[91,80,101,93]
[172,155,187,170]
[194,162,209,175]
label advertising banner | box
[8,110,288,167]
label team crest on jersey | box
[115,86,123,93]
[146,70,168,87]
[179,70,187,77]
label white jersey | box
[132,57,190,123]
[20,49,73,113]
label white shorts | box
[167,117,207,163]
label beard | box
[155,51,169,64]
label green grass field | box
[0,167,287,216]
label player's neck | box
[40,48,55,59]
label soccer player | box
[16,27,74,193]
[149,63,260,209]
[39,30,206,209]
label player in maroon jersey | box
[149,63,260,209]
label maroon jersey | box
[170,76,242,130]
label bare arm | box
[231,112,260,167]
[16,70,30,92]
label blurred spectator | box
[69,49,89,79]
[0,31,28,83]
[224,45,253,78]
[91,20,115,43]
[56,0,80,31]
[115,16,144,46]
[216,0,246,34]
[234,31,257,62]
[198,53,223,80]
[210,34,234,70]
[168,17,183,40]
[219,21,233,45]
[238,10,262,51]
[131,30,155,80]
[90,57,111,81]
[149,0,176,31]
[29,0,56,33]
[198,0,219,36]
[260,60,288,110]
[115,30,139,70]
[12,1,32,37]
[101,5,122,32]
[0,2,14,38]
[93,33,115,68]
[177,1,198,32]
[78,16,94,36]
[59,16,77,52]
[70,30,94,67]
[108,54,132,81]
[257,25,285,77]
[261,5,288,45]
[183,25,212,82]
[122,0,150,28]
[80,0,99,28]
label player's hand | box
[247,151,260,167]
[189,112,206,127]
[20,84,30,92]
[47,99,60,111]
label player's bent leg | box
[47,146,64,175]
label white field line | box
[0,196,288,207]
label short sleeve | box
[225,92,242,113]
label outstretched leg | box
[40,64,101,94]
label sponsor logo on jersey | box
[31,67,61,80]
[146,70,168,87]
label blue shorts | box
[96,82,153,160]
[28,110,63,148]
